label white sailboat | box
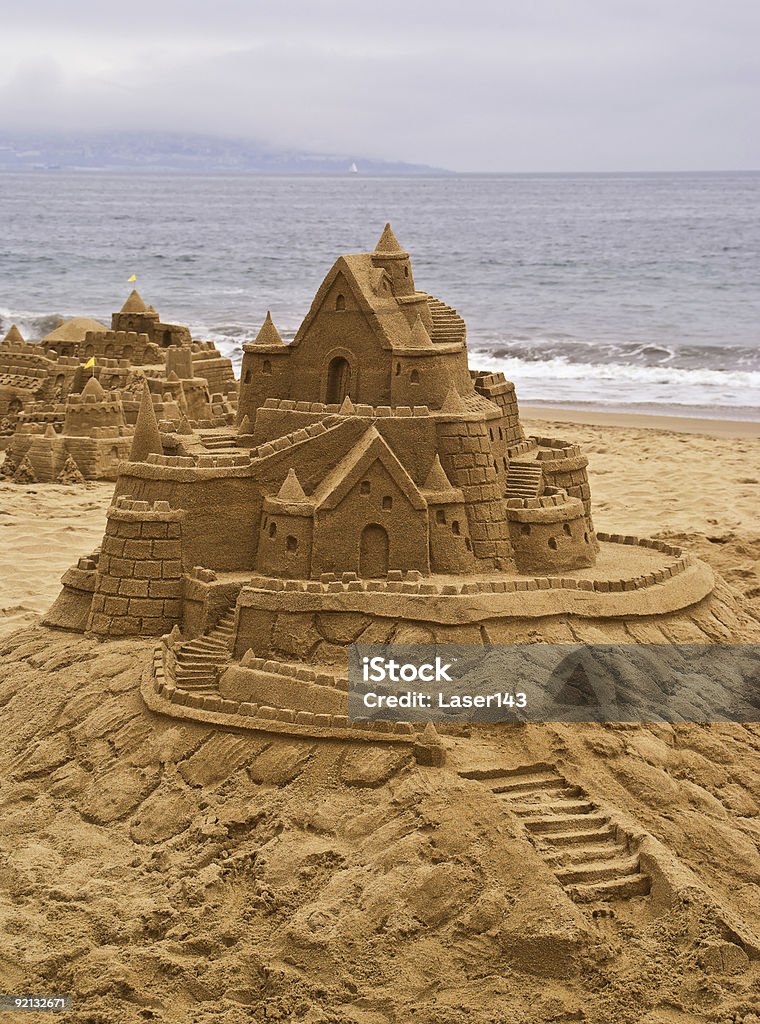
[348,161,358,174]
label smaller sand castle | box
[1,292,237,481]
[45,227,715,748]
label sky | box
[0,0,757,172]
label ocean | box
[1,171,758,420]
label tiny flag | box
[127,274,137,282]
[84,356,95,369]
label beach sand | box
[1,411,760,1022]
[2,411,759,638]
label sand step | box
[556,855,641,886]
[506,461,543,500]
[523,812,610,835]
[177,653,228,667]
[492,775,567,794]
[550,842,631,866]
[538,824,616,847]
[566,873,651,903]
[511,799,597,816]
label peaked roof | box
[422,454,453,492]
[42,317,107,344]
[374,223,406,254]
[440,387,468,415]
[81,375,106,401]
[254,311,284,347]
[121,289,149,314]
[394,313,434,351]
[276,467,308,502]
[2,324,24,346]
[314,426,426,512]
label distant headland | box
[0,130,448,175]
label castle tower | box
[238,312,290,426]
[421,455,476,573]
[62,375,127,436]
[111,289,160,335]
[370,224,416,297]
[256,469,314,579]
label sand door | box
[325,356,351,404]
[359,524,389,578]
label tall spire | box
[121,289,148,314]
[253,311,284,346]
[276,468,307,502]
[130,382,163,462]
[374,222,405,254]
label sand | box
[1,412,759,1023]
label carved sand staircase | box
[461,764,651,904]
[505,460,543,499]
[199,431,239,451]
[172,606,236,692]
[427,296,466,345]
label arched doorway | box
[325,356,351,405]
[359,524,389,578]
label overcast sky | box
[0,0,757,171]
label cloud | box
[0,0,757,170]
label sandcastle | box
[40,226,720,747]
[0,291,237,481]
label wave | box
[0,306,67,341]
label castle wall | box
[192,347,237,396]
[238,348,291,426]
[533,437,595,530]
[427,499,477,573]
[389,349,472,410]
[506,492,596,573]
[256,509,313,579]
[114,461,261,572]
[435,415,514,569]
[88,499,185,637]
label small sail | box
[349,161,358,173]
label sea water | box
[1,171,758,420]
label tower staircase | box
[505,460,544,500]
[427,296,466,345]
[199,431,239,452]
[461,764,650,904]
[172,605,236,693]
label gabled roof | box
[313,426,426,512]
[290,254,416,352]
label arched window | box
[563,523,572,536]
[262,360,272,376]
[244,369,251,384]
[268,522,277,538]
[403,265,409,278]
[410,369,420,384]
[395,363,401,376]
[326,356,351,404]
[435,509,446,525]
[335,294,346,311]
[286,535,298,552]
[548,537,558,550]
[451,520,460,535]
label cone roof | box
[121,289,148,314]
[254,311,284,346]
[374,222,405,254]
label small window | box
[520,524,531,536]
[465,537,472,551]
[268,522,277,538]
[563,523,572,536]
[286,535,298,552]
[503,457,508,469]
[435,509,446,525]
[452,520,460,536]
[244,369,251,384]
[395,363,401,376]
[499,427,503,440]
[382,496,392,510]
[548,537,558,550]
[335,294,346,311]
[489,428,494,441]
[262,360,272,376]
[584,532,590,544]
[403,265,409,278]
[410,369,420,384]
[360,480,370,495]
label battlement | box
[260,397,432,418]
[532,436,584,460]
[145,453,251,469]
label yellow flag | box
[127,274,137,283]
[84,356,95,369]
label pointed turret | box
[408,314,433,348]
[253,311,284,347]
[238,414,252,435]
[276,468,307,502]
[121,289,148,314]
[2,324,24,347]
[440,387,468,415]
[374,222,405,255]
[177,412,194,435]
[130,382,163,462]
[422,455,453,492]
[339,395,356,415]
[44,423,58,439]
[81,375,106,402]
